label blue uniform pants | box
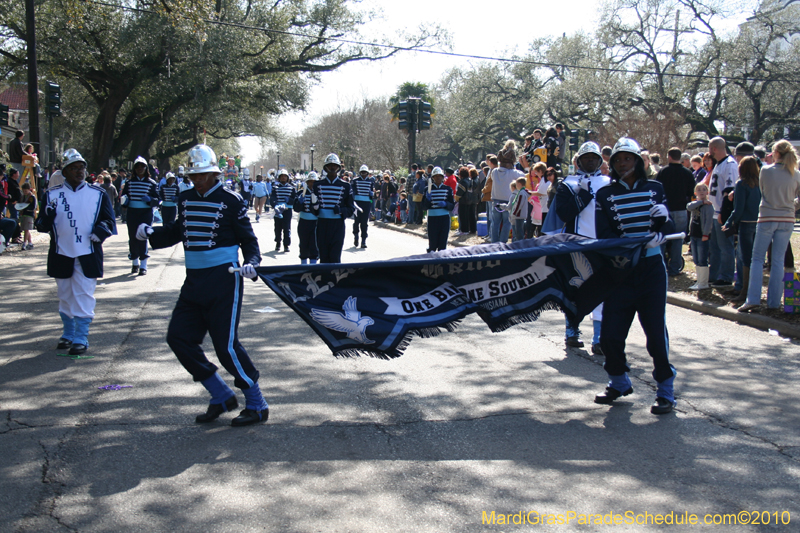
[352,200,371,242]
[167,264,260,389]
[126,207,153,260]
[600,254,675,383]
[161,205,177,225]
[427,214,450,252]
[274,208,292,247]
[317,217,345,263]
[297,218,318,260]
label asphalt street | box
[2,210,799,532]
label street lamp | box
[276,149,281,170]
[310,144,315,171]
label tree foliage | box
[0,0,442,168]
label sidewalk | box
[377,220,800,339]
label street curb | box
[377,221,800,339]
[666,292,800,339]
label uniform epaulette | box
[220,187,244,202]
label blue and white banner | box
[255,234,649,359]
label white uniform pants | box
[56,259,97,318]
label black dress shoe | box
[57,338,73,350]
[275,243,281,252]
[196,396,238,423]
[360,242,367,249]
[594,386,633,404]
[651,397,675,415]
[565,336,584,348]
[231,407,269,427]
[138,269,147,276]
[354,236,359,247]
[68,343,88,356]
[131,265,139,274]
[284,246,290,253]
[591,343,604,356]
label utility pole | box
[25,0,40,153]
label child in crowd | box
[686,182,714,290]
[19,183,36,250]
[508,178,530,242]
[398,192,408,223]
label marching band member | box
[121,156,159,275]
[36,149,116,356]
[159,172,180,224]
[422,167,455,252]
[312,154,355,263]
[294,172,320,264]
[554,141,611,353]
[351,164,375,248]
[593,138,677,415]
[137,144,269,426]
[270,169,295,252]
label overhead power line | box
[84,0,800,84]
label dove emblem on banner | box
[311,296,375,344]
[569,252,593,288]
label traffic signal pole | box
[25,0,40,153]
[398,97,432,171]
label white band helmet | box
[323,153,342,169]
[185,145,222,175]
[62,149,86,169]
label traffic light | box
[418,101,431,130]
[45,81,61,117]
[569,129,580,150]
[0,104,8,127]
[398,100,410,131]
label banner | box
[255,234,649,359]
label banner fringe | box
[331,320,463,359]
[488,301,566,333]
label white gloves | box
[310,193,318,204]
[240,264,257,279]
[579,177,590,191]
[136,223,153,241]
[89,234,102,243]
[650,204,668,219]
[646,232,667,249]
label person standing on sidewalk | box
[707,137,738,288]
[137,144,269,427]
[656,147,696,276]
[36,149,116,356]
[739,141,800,313]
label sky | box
[238,0,603,164]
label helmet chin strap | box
[618,167,636,180]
